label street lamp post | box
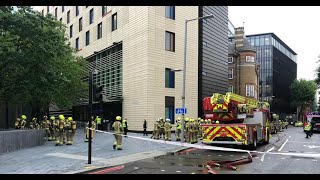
[270,95,275,112]
[180,14,214,143]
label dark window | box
[70,25,73,38]
[59,18,62,22]
[86,31,90,46]
[62,6,64,12]
[89,9,94,24]
[79,18,83,32]
[47,6,49,14]
[67,11,70,23]
[165,31,175,52]
[112,13,117,31]
[102,6,107,16]
[97,23,102,39]
[76,6,79,16]
[55,8,57,19]
[165,6,175,20]
[165,68,175,88]
[76,38,79,50]
[42,9,44,16]
[165,96,175,124]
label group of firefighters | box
[151,117,216,143]
[15,115,77,146]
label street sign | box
[176,108,187,114]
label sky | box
[228,6,320,81]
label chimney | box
[234,27,245,48]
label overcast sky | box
[229,6,320,81]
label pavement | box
[0,129,188,174]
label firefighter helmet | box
[21,115,27,119]
[177,117,181,121]
[116,116,121,121]
[215,120,219,124]
[166,118,170,122]
[59,115,64,120]
[198,117,201,120]
[50,116,55,120]
[68,117,73,121]
[185,117,190,122]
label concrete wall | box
[0,130,45,154]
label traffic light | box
[93,85,103,102]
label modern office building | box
[228,27,259,100]
[40,6,228,131]
[230,33,297,113]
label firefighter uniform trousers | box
[159,121,165,139]
[50,120,55,141]
[164,122,172,141]
[175,122,181,141]
[41,120,51,141]
[112,121,123,150]
[152,122,159,140]
[70,121,76,144]
[53,120,60,145]
[66,120,75,145]
[58,120,65,146]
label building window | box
[228,85,234,93]
[70,25,73,38]
[228,57,233,63]
[165,6,175,20]
[67,11,70,24]
[79,17,83,32]
[76,6,79,16]
[55,8,57,19]
[246,56,255,62]
[89,9,94,24]
[59,18,62,22]
[42,9,44,16]
[165,68,175,88]
[97,23,102,39]
[47,6,49,14]
[86,31,90,46]
[165,96,175,124]
[102,6,107,16]
[228,68,233,79]
[246,84,255,97]
[165,31,175,52]
[76,38,79,50]
[112,13,117,31]
[62,6,64,12]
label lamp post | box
[180,14,214,143]
[270,95,275,112]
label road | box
[84,126,320,174]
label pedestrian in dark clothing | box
[143,119,148,136]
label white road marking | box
[208,155,211,156]
[218,155,222,156]
[261,147,275,162]
[176,171,181,173]
[278,138,289,152]
[161,170,165,171]
[191,172,195,174]
[134,167,139,170]
[303,145,320,149]
[288,141,320,144]
[281,158,285,160]
[296,159,300,160]
[230,155,234,157]
[313,160,317,162]
[289,136,291,138]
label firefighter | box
[122,118,128,138]
[189,118,196,144]
[66,117,76,145]
[194,118,199,141]
[204,119,208,124]
[41,116,51,141]
[30,118,39,129]
[184,117,191,143]
[96,116,101,130]
[164,118,172,141]
[159,117,165,139]
[49,116,56,141]
[207,119,212,124]
[55,115,66,146]
[152,119,160,140]
[112,116,124,150]
[215,120,220,124]
[199,119,204,139]
[304,121,312,138]
[15,118,21,129]
[85,116,96,142]
[175,117,182,141]
[20,115,27,129]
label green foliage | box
[0,6,88,110]
[290,79,317,107]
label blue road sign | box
[175,108,187,114]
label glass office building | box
[245,33,297,113]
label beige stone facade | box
[40,6,199,131]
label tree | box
[0,6,88,116]
[290,79,317,121]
